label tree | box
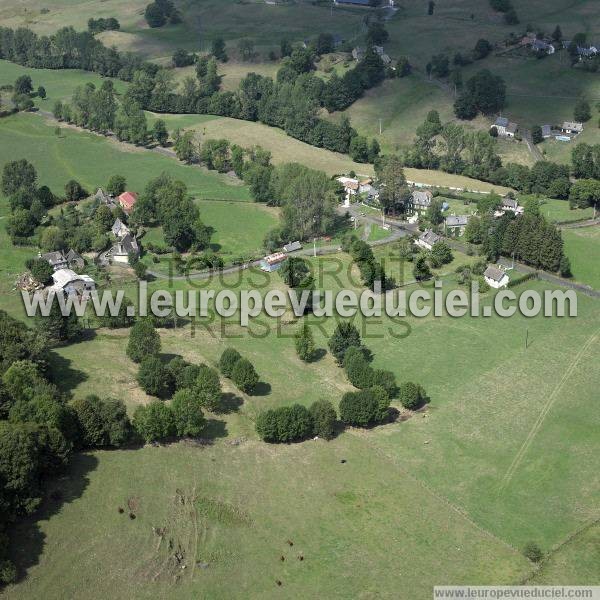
[231,358,259,394]
[428,1,435,15]
[339,389,381,427]
[14,75,33,96]
[106,174,126,197]
[27,258,53,284]
[145,2,167,28]
[2,159,36,196]
[72,395,130,448]
[398,381,427,409]
[375,155,411,215]
[429,241,453,267]
[173,129,197,163]
[237,39,256,62]
[212,37,228,62]
[295,321,315,362]
[574,98,591,123]
[37,85,46,99]
[455,70,506,119]
[413,254,432,281]
[64,179,86,202]
[35,293,82,344]
[171,389,206,437]
[328,322,362,365]
[343,346,375,389]
[152,119,169,146]
[190,365,222,411]
[280,257,310,288]
[473,39,492,60]
[280,39,293,58]
[309,400,336,439]
[133,261,147,280]
[126,320,161,363]
[531,125,543,145]
[523,542,543,563]
[366,22,388,46]
[255,405,313,443]
[137,356,172,398]
[218,348,242,377]
[133,401,175,442]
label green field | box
[562,226,600,289]
[0,112,251,201]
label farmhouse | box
[260,252,287,272]
[41,251,68,271]
[492,117,518,138]
[107,233,140,264]
[50,268,95,296]
[484,265,509,289]
[561,122,584,135]
[118,191,138,214]
[541,124,553,139]
[41,249,85,271]
[445,215,469,236]
[94,187,113,206]
[415,229,441,251]
[531,39,555,55]
[410,189,433,213]
[283,241,302,253]
[337,176,359,204]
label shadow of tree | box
[251,382,271,397]
[46,351,88,395]
[218,392,243,414]
[8,453,98,583]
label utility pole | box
[525,328,529,350]
[379,118,383,135]
[313,237,317,257]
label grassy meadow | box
[562,226,600,289]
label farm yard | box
[0,0,599,597]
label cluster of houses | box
[492,117,584,142]
[39,249,96,296]
[105,218,140,265]
[95,188,138,215]
[260,240,303,272]
[521,33,598,60]
[337,176,379,206]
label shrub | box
[523,542,543,563]
[343,346,374,389]
[309,400,337,440]
[339,389,381,427]
[295,320,315,362]
[231,358,259,394]
[190,365,222,411]
[126,319,161,363]
[171,389,206,437]
[137,356,173,398]
[256,404,313,443]
[398,382,427,410]
[328,321,362,364]
[133,401,175,442]
[218,348,242,377]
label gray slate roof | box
[283,241,302,253]
[484,266,507,282]
[445,215,469,227]
[412,190,433,207]
[495,117,509,128]
[418,229,441,246]
[41,251,66,266]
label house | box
[260,252,287,272]
[337,176,360,204]
[576,45,598,58]
[415,229,441,251]
[444,215,469,237]
[108,233,140,264]
[64,249,85,271]
[541,124,553,139]
[492,117,518,138]
[484,265,509,289]
[561,122,584,135]
[41,251,68,271]
[380,53,393,66]
[283,241,302,253]
[118,191,138,214]
[94,188,113,206]
[531,39,555,54]
[499,196,524,216]
[361,184,380,202]
[111,218,130,239]
[50,268,95,296]
[411,189,433,213]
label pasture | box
[3,246,600,597]
[562,225,600,290]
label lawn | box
[0,113,251,201]
[562,225,600,289]
[0,59,128,106]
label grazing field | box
[562,226,600,290]
[0,60,128,106]
[0,113,251,201]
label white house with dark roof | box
[493,117,518,138]
[111,218,130,239]
[108,233,139,264]
[445,215,469,236]
[531,39,555,54]
[41,251,68,271]
[561,122,584,135]
[411,189,433,214]
[484,265,509,289]
[50,268,95,296]
[415,229,441,251]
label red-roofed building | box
[118,191,138,214]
